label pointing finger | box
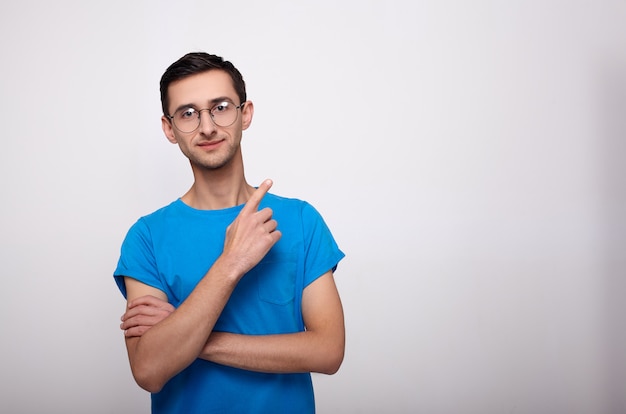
[242,179,272,214]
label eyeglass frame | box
[166,100,246,133]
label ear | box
[161,115,178,144]
[241,101,254,131]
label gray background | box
[1,1,625,413]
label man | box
[113,52,345,413]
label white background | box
[1,1,625,413]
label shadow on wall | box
[599,58,626,414]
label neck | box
[182,158,254,210]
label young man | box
[113,52,345,413]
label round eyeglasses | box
[167,101,245,133]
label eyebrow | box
[171,96,236,115]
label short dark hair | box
[159,52,247,116]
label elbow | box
[317,344,344,375]
[313,326,345,375]
[325,350,344,375]
[136,378,165,394]
[131,362,166,394]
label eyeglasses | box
[167,101,245,133]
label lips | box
[197,139,224,150]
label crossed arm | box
[122,270,344,392]
[120,181,345,393]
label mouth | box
[197,139,224,150]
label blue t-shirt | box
[114,193,344,414]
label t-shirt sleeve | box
[300,202,345,287]
[113,218,163,299]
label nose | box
[198,109,217,135]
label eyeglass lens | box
[172,102,240,132]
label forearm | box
[200,330,344,375]
[126,262,238,392]
[199,271,346,376]
[126,315,210,392]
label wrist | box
[212,255,247,283]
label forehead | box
[167,70,237,110]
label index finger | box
[242,179,273,214]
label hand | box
[121,295,174,337]
[221,179,282,278]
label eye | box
[212,102,231,114]
[178,108,197,119]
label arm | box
[120,180,281,393]
[123,270,345,375]
[199,270,345,375]
[122,270,235,393]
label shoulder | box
[263,192,317,210]
[124,200,182,237]
[263,193,322,218]
[141,199,183,220]
[134,199,185,225]
[263,194,333,237]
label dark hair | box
[159,52,247,116]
